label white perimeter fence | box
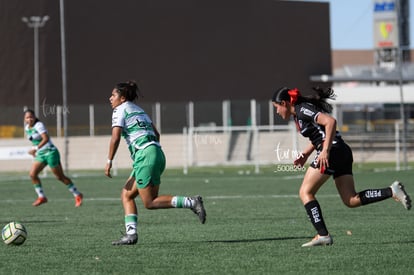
[183,122,413,173]
[183,124,300,174]
[0,123,413,173]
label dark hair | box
[23,109,40,124]
[115,80,141,101]
[272,87,291,103]
[272,86,336,113]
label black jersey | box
[294,102,341,150]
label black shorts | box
[310,140,353,179]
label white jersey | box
[24,121,55,152]
[112,101,160,155]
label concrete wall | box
[0,134,184,172]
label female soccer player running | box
[272,87,411,247]
[105,80,206,245]
[24,109,83,207]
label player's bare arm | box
[294,143,315,167]
[105,126,122,178]
[28,132,49,157]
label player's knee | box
[120,191,130,201]
[120,189,137,202]
[142,200,157,209]
[298,189,310,202]
[29,172,37,180]
[342,199,360,208]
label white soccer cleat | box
[112,233,138,245]
[190,196,206,224]
[302,234,333,247]
[391,181,412,210]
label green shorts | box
[34,148,60,168]
[130,145,166,189]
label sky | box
[297,0,414,50]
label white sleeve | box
[111,107,125,128]
[34,122,48,134]
[313,112,321,123]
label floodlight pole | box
[59,0,69,171]
[397,49,408,170]
[396,0,408,170]
[22,15,49,117]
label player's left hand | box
[105,163,112,178]
[317,150,329,173]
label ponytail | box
[306,87,336,113]
[272,86,336,113]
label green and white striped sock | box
[125,214,138,235]
[67,182,81,196]
[34,184,46,198]
[171,196,192,208]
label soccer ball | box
[2,222,28,245]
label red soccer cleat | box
[32,197,48,207]
[75,193,83,207]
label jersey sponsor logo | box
[28,134,41,141]
[300,107,315,117]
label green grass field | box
[0,163,413,274]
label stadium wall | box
[0,0,331,109]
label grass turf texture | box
[0,163,413,274]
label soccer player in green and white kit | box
[105,80,206,245]
[24,109,83,207]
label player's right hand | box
[293,153,307,167]
[28,149,36,157]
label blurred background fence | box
[0,99,413,172]
[1,99,414,136]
